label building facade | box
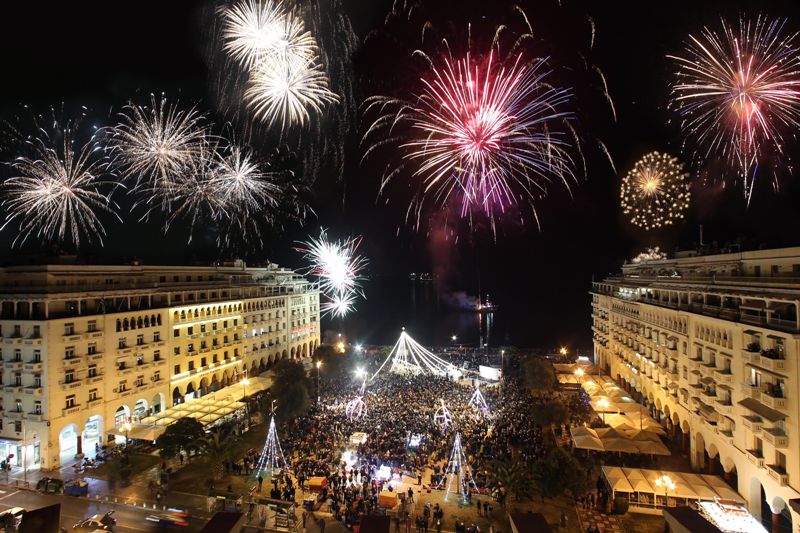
[591,247,800,530]
[0,261,319,471]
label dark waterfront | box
[324,275,593,351]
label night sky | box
[2,0,800,348]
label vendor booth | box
[307,477,327,492]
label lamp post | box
[315,360,322,403]
[597,399,609,426]
[122,422,132,448]
[574,367,585,384]
[241,377,250,423]
[655,475,675,507]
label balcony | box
[757,353,786,373]
[5,410,24,420]
[742,415,763,434]
[87,375,103,384]
[713,399,733,416]
[6,360,22,371]
[740,382,761,398]
[87,330,104,339]
[760,390,787,410]
[59,380,83,391]
[762,427,788,448]
[26,413,44,422]
[62,357,82,368]
[767,464,789,486]
[62,405,81,416]
[23,386,42,396]
[713,369,733,384]
[88,352,104,362]
[63,333,82,342]
[87,398,103,408]
[745,449,765,468]
[3,385,22,393]
[23,362,43,372]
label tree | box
[522,357,556,394]
[491,458,533,501]
[533,398,570,429]
[532,447,587,501]
[155,417,205,459]
[270,359,311,420]
[198,430,239,480]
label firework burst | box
[107,94,208,198]
[0,122,120,247]
[362,51,575,229]
[296,229,368,317]
[669,16,800,200]
[620,151,691,230]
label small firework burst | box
[620,151,690,230]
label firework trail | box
[669,15,800,201]
[620,151,691,230]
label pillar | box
[75,435,83,458]
[707,457,715,474]
[771,511,780,533]
[682,431,689,453]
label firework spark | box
[245,57,338,130]
[107,95,208,198]
[362,51,575,228]
[0,124,120,247]
[296,229,367,317]
[669,16,800,200]
[221,0,316,71]
[211,143,280,212]
[620,151,691,230]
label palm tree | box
[491,458,532,501]
[198,431,239,480]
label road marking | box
[0,491,19,501]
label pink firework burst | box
[363,51,575,229]
[669,16,800,201]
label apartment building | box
[591,247,800,530]
[0,260,319,471]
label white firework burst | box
[1,125,120,247]
[245,57,339,130]
[210,144,280,212]
[107,94,208,196]
[321,290,356,318]
[221,0,316,70]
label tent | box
[572,435,605,451]
[571,426,599,438]
[602,438,640,454]
[633,440,671,456]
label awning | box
[738,397,786,422]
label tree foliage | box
[270,359,311,420]
[531,398,570,428]
[155,417,205,459]
[198,430,239,480]
[522,356,556,394]
[491,458,533,501]
[532,447,587,500]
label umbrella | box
[573,435,605,451]
[602,438,640,453]
[571,426,599,438]
[624,429,662,442]
[633,441,671,455]
[595,427,626,439]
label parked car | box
[64,478,89,497]
[35,477,63,494]
[72,511,115,532]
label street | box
[0,488,208,532]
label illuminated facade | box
[0,261,319,471]
[591,247,800,529]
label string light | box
[254,416,286,477]
[371,329,460,380]
[436,432,477,502]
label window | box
[65,395,75,409]
[187,343,194,353]
[187,327,193,336]
[154,332,160,342]
[201,357,207,367]
[33,401,41,415]
[32,325,40,338]
[188,361,195,371]
[64,371,74,384]
[14,421,21,433]
[213,354,218,363]
[13,349,21,361]
[88,343,97,355]
[212,322,218,331]
[173,328,180,338]
[87,320,97,332]
[14,399,21,412]
[174,364,180,374]
[118,361,126,371]
[173,347,180,356]
[200,324,206,333]
[233,319,238,326]
[12,325,20,337]
[118,381,127,393]
[135,376,144,387]
[64,323,74,335]
[154,371,161,382]
[89,389,98,402]
[33,374,41,387]
[14,373,21,386]
[154,350,161,362]
[136,334,144,346]
[88,365,97,378]
[118,338,126,349]
[223,321,228,328]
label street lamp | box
[574,367,585,384]
[122,422,132,448]
[559,347,568,356]
[654,475,675,507]
[241,376,250,423]
[597,399,609,426]
[315,360,322,402]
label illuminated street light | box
[559,346,568,356]
[122,422,132,448]
[655,475,676,506]
[574,367,585,383]
[315,360,322,402]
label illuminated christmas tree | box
[436,432,477,502]
[254,416,286,477]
